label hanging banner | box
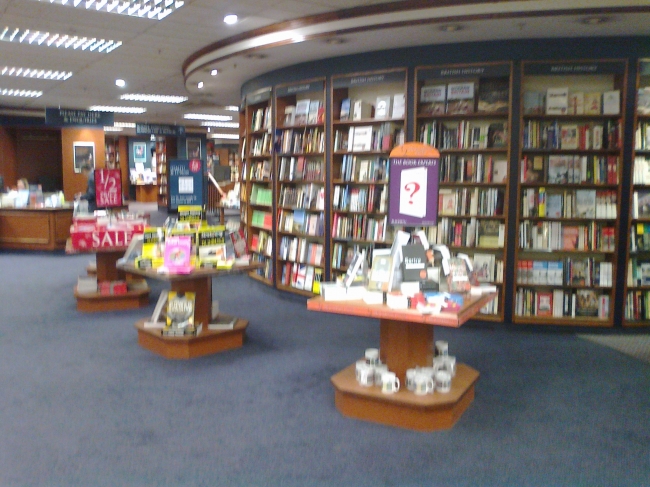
[168,159,204,211]
[388,142,441,226]
[95,168,122,208]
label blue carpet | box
[0,251,648,487]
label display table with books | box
[307,292,496,431]
[118,262,261,359]
[66,243,150,312]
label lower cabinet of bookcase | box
[134,318,248,359]
[331,363,479,432]
[74,287,150,312]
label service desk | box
[134,184,158,203]
[0,206,74,251]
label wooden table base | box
[135,318,248,359]
[75,287,150,312]
[331,363,479,431]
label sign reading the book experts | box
[388,142,440,226]
[95,168,122,208]
[168,159,204,211]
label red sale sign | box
[95,168,122,208]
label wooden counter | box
[135,184,159,203]
[0,206,74,251]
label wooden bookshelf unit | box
[307,292,495,431]
[119,263,261,359]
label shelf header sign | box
[95,168,122,208]
[388,142,441,227]
[45,108,113,127]
[135,123,185,136]
[168,159,204,211]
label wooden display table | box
[67,244,150,312]
[307,293,495,431]
[0,207,73,251]
[119,263,261,359]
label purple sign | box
[388,157,440,226]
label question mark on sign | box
[404,182,420,204]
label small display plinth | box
[74,287,150,313]
[135,317,248,359]
[331,363,479,431]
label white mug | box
[443,355,457,377]
[380,371,400,394]
[356,363,374,387]
[373,364,388,386]
[355,360,367,380]
[365,348,380,366]
[435,340,449,357]
[435,371,452,393]
[413,372,435,395]
[406,368,419,391]
[419,366,436,380]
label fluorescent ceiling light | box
[224,14,238,25]
[184,113,233,121]
[36,0,184,20]
[120,93,188,103]
[211,133,238,139]
[1,66,72,80]
[0,88,42,97]
[88,105,146,114]
[0,26,122,52]
[113,121,136,128]
[224,106,239,112]
[103,126,123,132]
[115,78,125,87]
[200,121,239,128]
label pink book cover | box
[163,235,193,274]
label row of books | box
[250,185,273,206]
[340,94,405,121]
[278,156,323,182]
[251,106,272,132]
[278,237,324,266]
[253,254,273,280]
[518,221,616,252]
[277,127,325,154]
[248,160,271,181]
[631,223,650,252]
[331,243,373,271]
[517,259,613,287]
[279,262,323,294]
[251,230,272,257]
[634,121,650,151]
[439,154,508,184]
[338,155,389,183]
[251,210,272,230]
[429,218,505,249]
[625,290,650,321]
[438,187,505,217]
[278,184,324,210]
[521,188,618,219]
[333,123,405,153]
[283,99,323,126]
[515,288,609,319]
[418,120,507,150]
[333,184,387,213]
[278,209,325,237]
[331,213,388,242]
[250,132,273,156]
[419,79,509,115]
[521,155,619,185]
[627,258,650,287]
[523,88,620,116]
[522,119,621,150]
[638,88,650,116]
[632,156,650,185]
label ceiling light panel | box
[211,133,238,139]
[88,105,146,113]
[0,88,42,97]
[200,121,239,128]
[36,0,185,20]
[1,66,72,80]
[0,27,122,53]
[120,93,188,103]
[184,113,233,121]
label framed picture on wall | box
[187,138,201,159]
[133,142,147,164]
[73,141,95,174]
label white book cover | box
[399,166,428,218]
[546,87,569,115]
[602,90,620,115]
[447,82,474,100]
[420,84,446,102]
[391,93,406,118]
[374,95,392,119]
[351,126,373,152]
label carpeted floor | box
[0,250,648,487]
[578,334,650,363]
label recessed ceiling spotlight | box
[115,78,125,87]
[224,14,238,25]
[197,81,204,89]
[244,53,268,60]
[323,37,347,45]
[210,69,218,76]
[438,24,463,32]
[579,16,610,25]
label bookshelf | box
[330,69,407,281]
[274,79,326,296]
[155,138,168,207]
[514,59,627,326]
[414,62,512,321]
[624,59,650,326]
[105,137,120,170]
[243,88,274,285]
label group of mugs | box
[355,342,457,396]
